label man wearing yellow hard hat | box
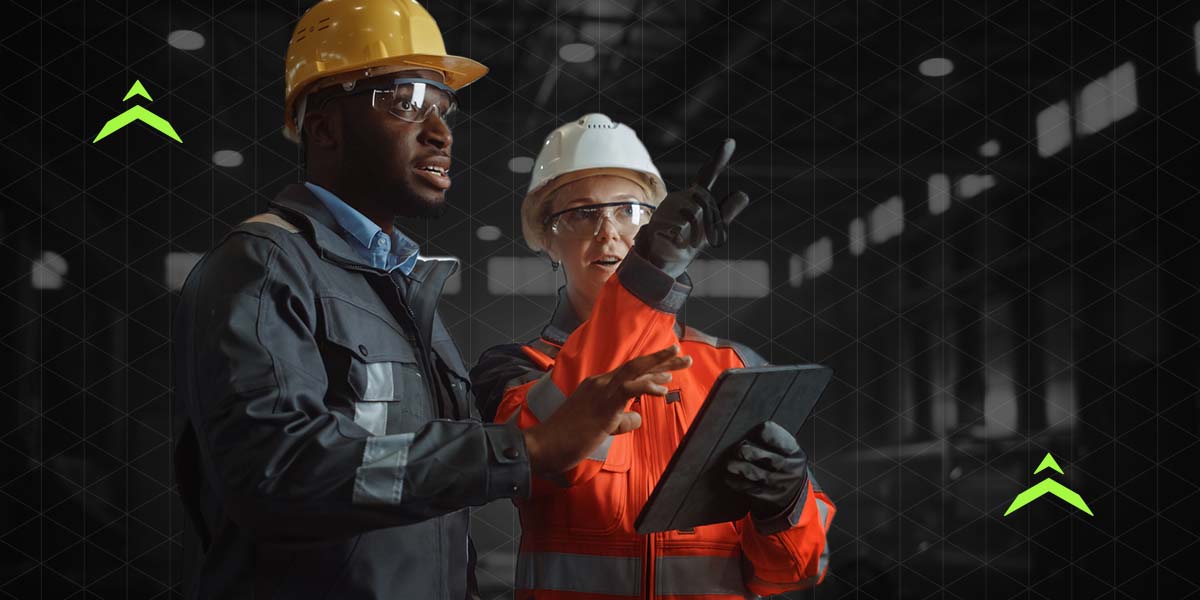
[173,1,692,598]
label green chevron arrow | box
[92,80,182,144]
[1004,453,1093,516]
[122,80,153,102]
[1034,453,1064,475]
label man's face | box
[335,68,455,218]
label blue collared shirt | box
[305,182,420,275]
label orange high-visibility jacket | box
[471,253,835,599]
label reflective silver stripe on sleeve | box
[655,555,752,597]
[527,372,613,461]
[526,373,568,422]
[363,362,395,401]
[816,495,832,529]
[817,539,831,578]
[588,434,614,461]
[516,552,642,596]
[815,496,833,576]
[353,401,388,436]
[809,471,825,493]
[352,432,414,505]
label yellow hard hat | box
[282,0,488,141]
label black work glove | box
[723,421,810,527]
[633,139,751,278]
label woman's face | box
[544,174,651,301]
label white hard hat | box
[522,113,667,252]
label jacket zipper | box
[403,302,437,402]
[393,262,455,414]
[389,265,451,600]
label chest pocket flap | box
[321,295,415,363]
[320,295,430,435]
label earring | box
[550,260,560,272]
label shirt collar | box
[304,181,384,249]
[303,181,420,273]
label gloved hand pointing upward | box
[633,139,751,278]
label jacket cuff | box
[483,422,532,500]
[751,479,809,536]
[616,251,692,313]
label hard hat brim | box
[399,54,489,90]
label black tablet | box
[634,364,833,534]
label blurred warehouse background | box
[2,0,1199,598]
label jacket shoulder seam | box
[221,220,316,267]
[680,326,768,367]
[242,212,301,233]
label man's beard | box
[395,188,447,219]
[336,162,446,219]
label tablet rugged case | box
[634,364,833,534]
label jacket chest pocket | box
[534,434,632,537]
[319,295,435,435]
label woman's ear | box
[544,237,561,263]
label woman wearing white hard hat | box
[471,113,836,598]
[520,113,668,321]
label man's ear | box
[303,105,340,152]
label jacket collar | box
[270,183,440,282]
[271,183,369,265]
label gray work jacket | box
[173,184,531,599]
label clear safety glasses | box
[545,201,656,239]
[315,77,459,125]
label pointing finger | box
[718,191,750,226]
[693,138,736,191]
